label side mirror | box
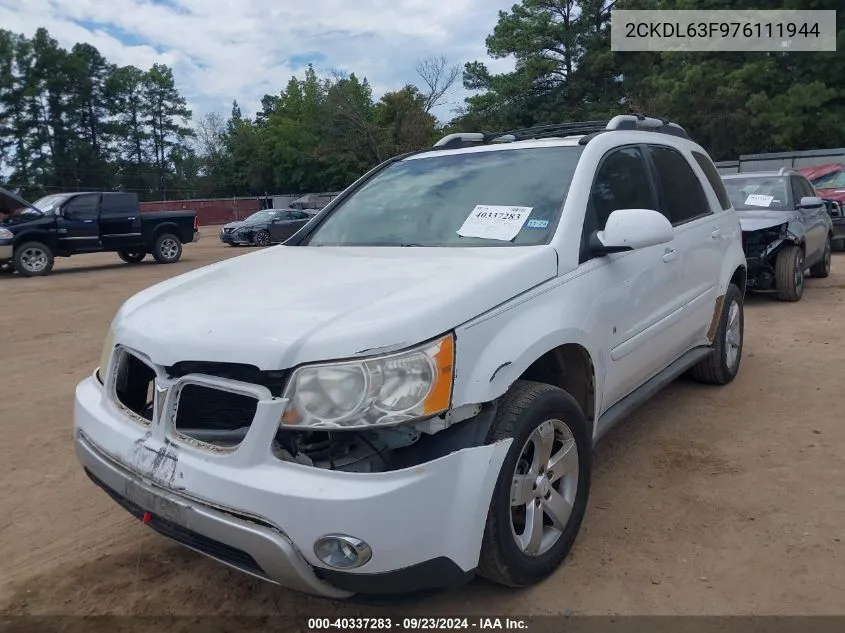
[590,208,674,256]
[799,196,824,210]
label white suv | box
[74,115,747,599]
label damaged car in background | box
[799,163,845,251]
[722,169,833,302]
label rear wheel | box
[478,380,590,588]
[775,245,804,302]
[690,283,744,385]
[808,236,832,278]
[13,241,54,277]
[152,233,182,264]
[118,250,146,264]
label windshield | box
[31,194,69,213]
[723,176,790,211]
[810,169,845,190]
[306,145,584,247]
[243,210,277,224]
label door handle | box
[711,228,722,240]
[662,248,677,263]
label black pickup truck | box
[0,188,199,277]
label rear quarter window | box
[692,151,732,210]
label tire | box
[118,250,146,264]
[808,236,832,278]
[478,380,591,588]
[254,230,271,247]
[775,245,804,302]
[690,283,744,385]
[12,241,55,277]
[152,233,182,264]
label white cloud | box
[0,0,517,122]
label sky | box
[0,0,518,123]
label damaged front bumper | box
[73,374,510,597]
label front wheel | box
[478,380,590,588]
[118,250,146,264]
[808,236,831,278]
[152,233,183,264]
[254,230,271,247]
[13,241,55,277]
[775,245,804,302]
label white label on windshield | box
[457,205,533,241]
[745,194,774,207]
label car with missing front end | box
[0,188,199,277]
[75,114,748,600]
[721,169,833,302]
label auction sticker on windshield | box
[745,194,774,207]
[457,205,533,241]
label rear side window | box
[647,146,712,225]
[692,151,732,210]
[100,194,135,217]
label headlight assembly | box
[280,333,454,430]
[0,228,13,239]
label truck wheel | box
[152,233,182,264]
[13,241,55,277]
[118,250,146,264]
[808,236,831,278]
[690,283,744,385]
[478,380,590,588]
[775,245,804,302]
[255,230,271,247]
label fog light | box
[314,535,372,570]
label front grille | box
[85,469,266,578]
[167,361,288,396]
[174,384,258,447]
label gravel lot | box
[1,233,844,619]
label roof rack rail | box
[432,113,690,149]
[777,167,798,176]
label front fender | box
[452,284,602,411]
[12,229,56,250]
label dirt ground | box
[1,233,844,620]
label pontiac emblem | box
[153,381,169,423]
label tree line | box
[1,0,843,201]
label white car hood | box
[114,245,559,370]
[737,210,796,232]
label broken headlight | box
[280,334,454,430]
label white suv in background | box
[74,115,748,599]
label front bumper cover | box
[73,373,510,597]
